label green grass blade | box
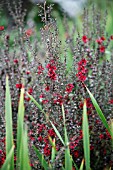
[48,137,56,163]
[50,121,65,146]
[16,87,25,168]
[26,92,47,118]
[5,76,14,170]
[72,157,79,170]
[1,146,14,170]
[33,146,49,170]
[82,100,90,170]
[86,87,112,138]
[26,92,43,112]
[20,127,31,170]
[79,159,84,170]
[62,105,72,170]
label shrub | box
[0,0,113,169]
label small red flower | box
[65,83,74,93]
[99,134,104,139]
[96,38,103,44]
[74,150,79,158]
[24,97,30,101]
[44,145,51,156]
[53,94,63,105]
[99,46,105,53]
[109,99,113,104]
[38,136,43,142]
[16,84,22,89]
[13,59,18,64]
[45,85,50,91]
[0,26,4,31]
[26,71,30,74]
[48,70,57,81]
[76,72,86,82]
[48,129,56,138]
[101,36,106,41]
[82,35,88,43]
[28,87,33,95]
[39,94,45,98]
[42,100,49,104]
[25,29,33,37]
[110,35,113,40]
[38,65,44,75]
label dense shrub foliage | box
[0,1,113,169]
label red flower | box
[99,134,104,139]
[78,58,87,67]
[28,87,33,95]
[74,150,79,158]
[26,71,30,74]
[38,136,43,142]
[76,72,86,82]
[110,35,113,40]
[44,145,51,156]
[96,38,103,44]
[96,36,105,44]
[45,85,50,91]
[39,94,45,98]
[24,97,30,101]
[53,94,63,105]
[108,99,113,104]
[38,65,44,75]
[99,46,105,53]
[101,36,106,41]
[0,26,4,31]
[16,84,22,89]
[46,63,57,71]
[25,29,33,37]
[13,59,18,64]
[65,83,74,93]
[82,35,88,43]
[48,129,56,138]
[42,100,49,104]
[48,70,57,81]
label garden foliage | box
[0,0,113,169]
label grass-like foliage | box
[0,0,113,169]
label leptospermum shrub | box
[0,1,113,169]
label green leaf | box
[48,137,56,163]
[86,86,113,139]
[50,121,65,146]
[79,159,84,170]
[72,157,79,170]
[62,105,72,170]
[26,92,47,118]
[82,100,90,170]
[5,76,14,170]
[1,146,14,170]
[20,127,31,170]
[16,87,25,168]
[33,146,49,170]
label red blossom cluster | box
[76,58,87,82]
[46,60,57,81]
[82,35,106,53]
[65,83,74,93]
[37,65,44,75]
[53,93,63,105]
